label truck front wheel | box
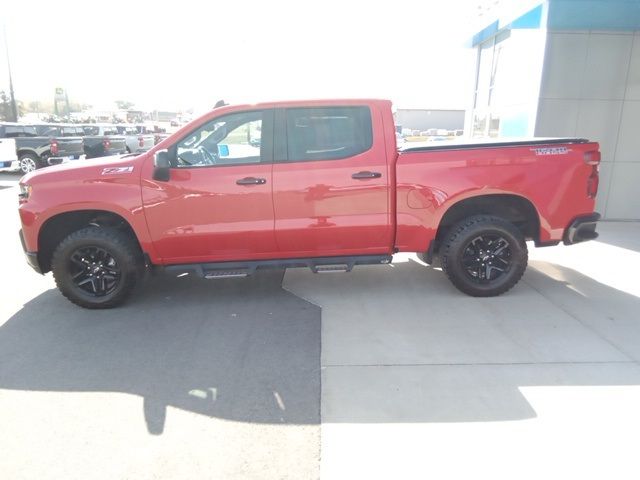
[441,215,528,297]
[51,226,142,309]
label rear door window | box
[34,125,60,136]
[285,106,373,161]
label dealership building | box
[468,0,640,220]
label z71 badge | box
[101,166,134,175]
[531,147,570,155]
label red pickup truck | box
[18,99,601,308]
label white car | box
[0,137,18,170]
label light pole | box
[3,25,18,122]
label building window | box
[471,30,510,137]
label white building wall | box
[536,31,640,220]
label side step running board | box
[312,264,350,273]
[204,270,249,279]
[164,254,392,279]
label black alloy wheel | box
[69,246,122,296]
[441,215,528,297]
[461,234,512,283]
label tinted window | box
[4,125,39,137]
[3,126,22,137]
[83,126,99,135]
[175,111,263,167]
[62,127,81,136]
[286,106,372,161]
[35,125,60,136]
[103,127,119,135]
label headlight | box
[18,184,32,202]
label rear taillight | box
[584,149,601,198]
[50,139,59,155]
[584,150,601,165]
[103,137,111,150]
[587,165,599,199]
[138,136,144,147]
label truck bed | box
[400,137,589,153]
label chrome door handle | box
[236,177,267,185]
[352,171,382,179]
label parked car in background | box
[115,125,155,153]
[0,123,85,173]
[80,124,127,158]
[137,124,170,145]
[0,136,18,169]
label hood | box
[21,153,145,185]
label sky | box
[1,0,482,113]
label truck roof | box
[217,98,392,110]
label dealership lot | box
[1,171,639,479]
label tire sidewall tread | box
[51,226,141,309]
[441,215,528,297]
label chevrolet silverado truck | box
[80,124,127,158]
[17,99,601,309]
[1,123,85,173]
[115,125,155,153]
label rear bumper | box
[19,229,42,274]
[563,212,600,245]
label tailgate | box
[141,134,154,150]
[55,137,84,156]
[107,136,127,150]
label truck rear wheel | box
[51,226,142,309]
[441,215,528,297]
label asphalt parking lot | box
[1,170,640,479]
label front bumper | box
[19,229,42,274]
[563,212,600,245]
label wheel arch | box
[37,209,143,273]
[17,148,39,158]
[433,193,541,254]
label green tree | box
[0,91,24,121]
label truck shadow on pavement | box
[1,260,640,429]
[0,270,320,434]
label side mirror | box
[153,149,171,181]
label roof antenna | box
[214,100,227,108]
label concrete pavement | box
[284,223,640,480]
[0,173,320,480]
[2,169,640,479]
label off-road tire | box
[441,215,528,297]
[51,226,142,309]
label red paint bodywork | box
[18,99,599,268]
